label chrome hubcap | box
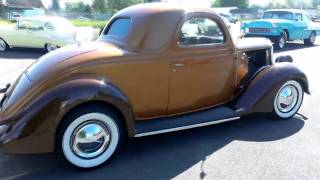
[0,40,6,51]
[276,85,298,113]
[310,33,316,43]
[71,121,110,159]
[279,36,285,48]
[47,44,57,51]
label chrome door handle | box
[172,63,185,67]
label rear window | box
[105,18,131,37]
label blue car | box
[242,9,320,49]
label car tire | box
[275,31,287,50]
[0,38,9,52]
[272,80,304,119]
[57,105,125,168]
[304,31,316,46]
[45,43,59,52]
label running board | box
[134,106,240,137]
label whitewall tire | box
[60,108,123,168]
[45,44,59,52]
[0,38,8,52]
[273,80,304,119]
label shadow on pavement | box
[0,115,305,180]
[0,48,45,59]
[274,42,319,53]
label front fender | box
[235,62,309,115]
[0,77,134,153]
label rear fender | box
[235,62,309,115]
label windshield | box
[104,18,131,37]
[51,18,74,30]
[263,11,294,20]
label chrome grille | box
[249,28,271,33]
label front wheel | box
[58,106,124,168]
[273,80,304,119]
[275,32,287,50]
[0,38,8,52]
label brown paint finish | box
[0,4,309,154]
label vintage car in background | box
[0,4,309,168]
[0,16,78,52]
[219,12,238,24]
[242,9,320,49]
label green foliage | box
[107,0,143,13]
[312,0,320,7]
[71,19,106,29]
[65,2,92,13]
[92,0,107,13]
[212,0,249,8]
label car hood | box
[236,37,272,51]
[26,41,126,82]
[245,19,292,27]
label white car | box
[0,16,79,52]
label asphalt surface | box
[0,41,319,180]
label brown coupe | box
[0,4,309,168]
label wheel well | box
[0,37,9,47]
[283,29,289,40]
[55,101,128,150]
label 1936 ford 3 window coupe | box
[0,4,309,168]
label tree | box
[51,0,60,11]
[312,0,320,8]
[212,0,249,8]
[108,0,144,13]
[92,0,107,13]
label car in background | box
[9,12,21,22]
[242,9,320,49]
[0,16,77,52]
[219,12,238,24]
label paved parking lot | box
[0,41,320,179]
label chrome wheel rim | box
[279,36,285,49]
[71,121,111,159]
[47,44,58,52]
[276,85,298,113]
[0,39,6,51]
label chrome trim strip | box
[134,116,240,137]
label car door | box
[27,20,47,48]
[302,13,313,39]
[168,14,236,115]
[6,20,32,47]
[293,13,307,40]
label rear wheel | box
[0,38,8,52]
[45,43,59,52]
[58,106,124,168]
[304,31,316,46]
[275,31,287,50]
[273,80,304,119]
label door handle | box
[172,63,185,68]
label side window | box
[179,17,225,46]
[295,13,302,21]
[302,14,311,23]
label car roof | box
[264,9,308,14]
[100,3,221,51]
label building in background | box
[0,0,45,20]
